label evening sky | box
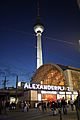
[0,0,80,87]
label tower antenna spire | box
[37,0,40,17]
[37,0,40,23]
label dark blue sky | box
[0,0,80,88]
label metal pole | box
[4,76,7,89]
[16,75,18,103]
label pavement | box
[0,107,78,120]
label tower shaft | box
[36,32,43,69]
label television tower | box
[34,1,44,69]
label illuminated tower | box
[34,1,44,69]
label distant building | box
[77,0,80,9]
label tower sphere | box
[34,23,44,33]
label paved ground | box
[0,107,78,120]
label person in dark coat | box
[74,91,80,120]
[0,99,2,114]
[61,97,67,114]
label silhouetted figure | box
[74,91,80,120]
[0,99,2,114]
[70,98,74,111]
[61,97,67,114]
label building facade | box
[23,63,80,107]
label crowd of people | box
[0,98,30,114]
[36,95,80,117]
[0,98,10,114]
[36,97,68,115]
[0,93,80,119]
[20,101,30,112]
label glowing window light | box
[38,94,41,101]
[66,92,72,94]
[18,82,21,87]
[41,81,43,84]
[10,97,15,104]
[41,91,57,94]
[73,91,78,95]
[59,92,65,94]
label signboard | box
[24,83,70,91]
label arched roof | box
[31,63,66,86]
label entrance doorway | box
[42,94,57,101]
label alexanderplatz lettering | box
[24,83,70,91]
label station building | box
[21,63,80,107]
[0,63,80,108]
